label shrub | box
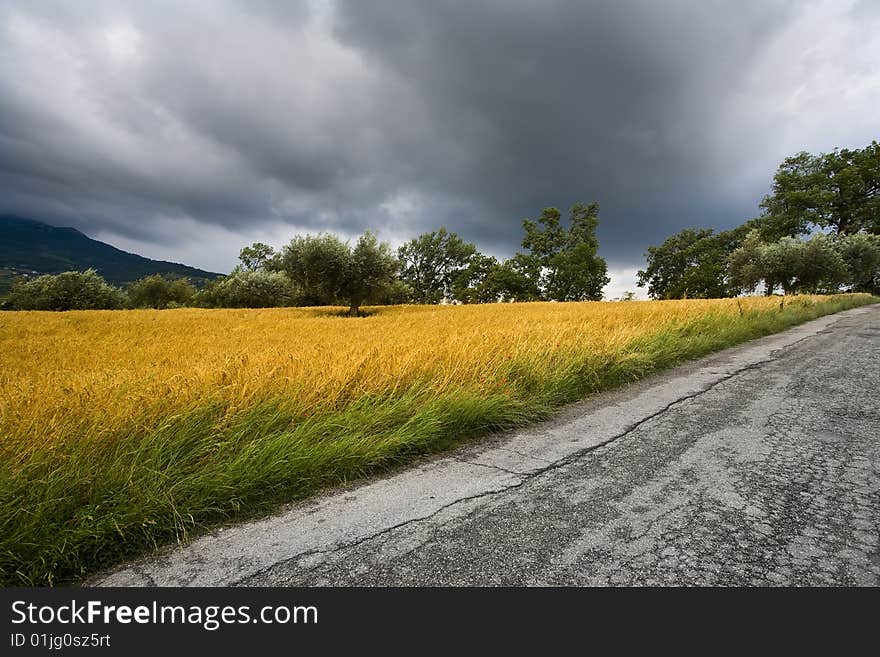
[197,269,298,308]
[128,274,196,309]
[2,270,127,310]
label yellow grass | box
[0,297,825,444]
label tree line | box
[1,202,610,313]
[6,140,876,312]
[638,140,880,298]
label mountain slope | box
[0,215,222,288]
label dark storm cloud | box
[329,0,871,259]
[0,0,878,281]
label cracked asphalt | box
[93,304,880,586]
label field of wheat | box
[0,294,875,584]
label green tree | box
[759,141,880,239]
[451,253,500,303]
[3,270,127,310]
[450,254,539,303]
[519,203,609,301]
[197,270,298,308]
[273,232,398,315]
[519,206,563,297]
[835,232,880,294]
[549,241,609,301]
[548,203,610,301]
[637,226,746,299]
[371,278,414,305]
[521,207,566,272]
[793,234,848,293]
[238,242,277,271]
[728,232,848,295]
[760,237,801,294]
[450,253,544,304]
[397,228,477,303]
[483,256,541,302]
[727,231,769,295]
[342,232,399,316]
[128,274,196,309]
[274,233,350,306]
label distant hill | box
[0,215,222,291]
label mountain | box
[0,215,222,290]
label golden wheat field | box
[0,294,875,584]
[0,296,839,444]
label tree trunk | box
[348,301,361,317]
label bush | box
[197,269,299,308]
[2,270,127,310]
[128,274,196,309]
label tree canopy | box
[726,231,878,296]
[272,231,398,315]
[274,233,351,306]
[128,274,196,309]
[637,227,746,299]
[758,141,880,239]
[342,232,399,316]
[640,139,880,299]
[197,270,298,308]
[238,242,277,272]
[518,202,609,301]
[397,228,477,303]
[836,233,880,294]
[450,252,500,304]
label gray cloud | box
[1,0,878,287]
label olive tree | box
[835,233,880,294]
[274,231,398,315]
[728,232,848,295]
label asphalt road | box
[94,304,880,586]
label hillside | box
[0,215,222,290]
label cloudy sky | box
[1,0,878,296]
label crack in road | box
[448,454,531,476]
